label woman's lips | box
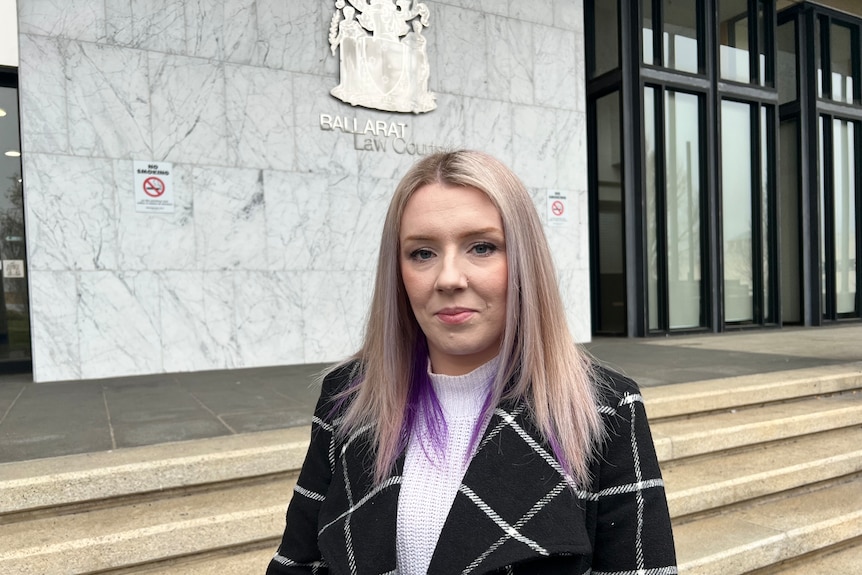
[436,308,475,325]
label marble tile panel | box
[105,0,133,46]
[78,271,163,379]
[433,0,508,17]
[192,166,267,270]
[557,267,592,343]
[302,270,374,363]
[463,97,514,167]
[150,53,227,166]
[23,154,118,271]
[512,106,586,189]
[185,0,223,60]
[435,4,488,98]
[509,0,555,27]
[28,271,81,382]
[534,26,577,110]
[223,0,259,65]
[486,14,534,105]
[17,35,68,154]
[252,0,326,74]
[65,42,152,159]
[159,271,240,372]
[234,271,304,367]
[115,161,196,271]
[293,75,359,176]
[556,0,585,34]
[128,0,186,54]
[18,0,106,42]
[225,64,295,171]
[264,170,390,272]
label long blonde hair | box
[337,150,604,486]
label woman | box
[267,150,676,574]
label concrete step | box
[750,538,862,574]
[663,426,862,517]
[99,545,277,574]
[674,475,862,575]
[0,476,293,575]
[651,392,862,461]
[642,362,862,419]
[0,427,310,517]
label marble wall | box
[16,0,590,382]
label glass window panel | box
[816,18,823,99]
[591,0,620,78]
[777,20,797,104]
[663,0,699,74]
[719,0,750,83]
[595,91,626,333]
[780,120,801,323]
[830,23,855,104]
[833,118,857,314]
[721,100,754,323]
[645,87,659,330]
[819,116,826,312]
[665,91,703,329]
[643,0,654,65]
[0,86,30,361]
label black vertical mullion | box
[749,0,759,84]
[767,104,781,325]
[654,86,670,332]
[822,116,836,320]
[705,0,720,331]
[655,0,664,68]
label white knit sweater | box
[395,357,499,575]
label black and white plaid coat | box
[266,363,677,575]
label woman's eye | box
[410,249,434,261]
[472,243,496,256]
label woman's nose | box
[434,255,468,291]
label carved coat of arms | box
[329,0,436,114]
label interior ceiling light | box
[5,150,21,157]
[0,108,6,117]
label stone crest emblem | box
[329,0,436,114]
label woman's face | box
[399,183,508,376]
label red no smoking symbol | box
[551,200,565,216]
[143,176,165,198]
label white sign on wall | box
[2,260,25,278]
[328,0,436,114]
[133,161,174,213]
[547,190,569,227]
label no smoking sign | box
[547,191,569,227]
[134,161,174,213]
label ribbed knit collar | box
[428,356,499,420]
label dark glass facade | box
[586,0,861,336]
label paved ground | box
[1,324,860,464]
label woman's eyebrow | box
[402,227,503,243]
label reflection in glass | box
[819,116,826,312]
[665,91,702,328]
[757,0,769,86]
[780,120,801,323]
[830,23,855,103]
[777,20,797,104]
[721,100,754,322]
[0,86,30,361]
[592,0,620,78]
[833,119,857,314]
[595,91,626,333]
[719,0,750,83]
[663,0,699,74]
[645,87,659,330]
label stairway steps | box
[663,426,862,517]
[102,545,277,575]
[642,363,862,419]
[651,393,862,461]
[674,476,862,575]
[0,476,293,575]
[0,427,310,516]
[752,538,862,574]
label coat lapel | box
[428,404,594,574]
